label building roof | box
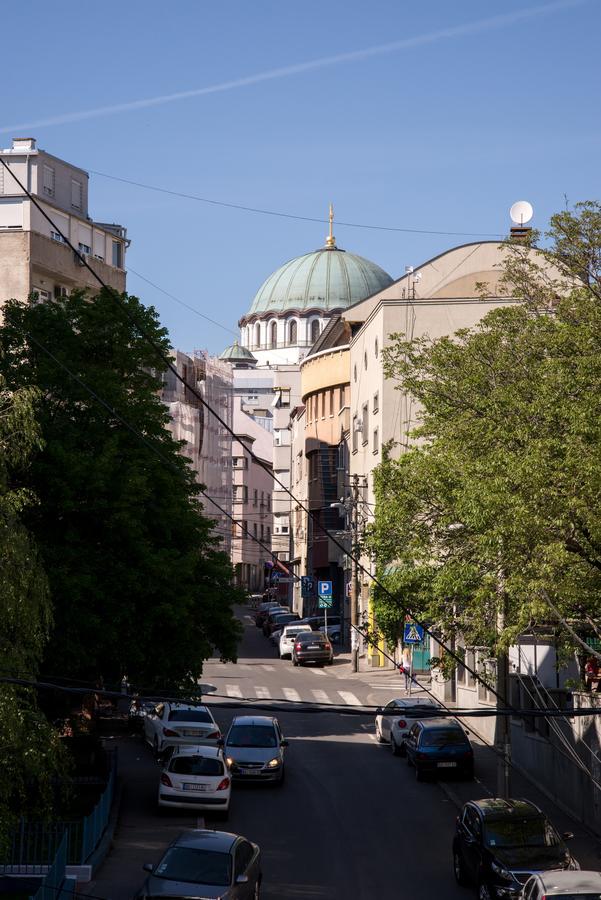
[246,243,393,318]
[219,340,257,364]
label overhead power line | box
[89,169,504,239]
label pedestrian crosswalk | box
[218,684,363,707]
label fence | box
[30,834,72,900]
[80,757,115,863]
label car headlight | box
[266,757,281,768]
[491,861,513,881]
[226,757,235,768]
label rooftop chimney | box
[12,138,36,150]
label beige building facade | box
[0,138,127,307]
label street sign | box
[318,596,333,609]
[301,575,315,598]
[318,580,333,598]
[403,622,424,644]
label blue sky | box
[2,0,599,353]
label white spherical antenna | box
[510,200,533,226]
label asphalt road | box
[93,610,469,899]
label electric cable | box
[0,156,569,733]
[88,169,504,239]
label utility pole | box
[496,569,511,798]
[350,474,361,673]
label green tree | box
[0,288,242,691]
[368,202,601,661]
[0,376,65,847]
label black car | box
[263,612,299,637]
[292,631,333,667]
[452,798,579,899]
[405,718,474,781]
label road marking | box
[238,663,251,671]
[306,666,326,676]
[311,689,330,704]
[282,687,301,702]
[337,691,361,706]
[368,734,377,742]
[255,686,271,699]
[261,664,275,672]
[226,684,243,698]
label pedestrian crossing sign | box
[403,622,424,644]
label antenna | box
[509,200,533,226]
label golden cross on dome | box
[325,203,336,248]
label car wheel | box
[478,881,493,900]
[327,658,333,666]
[391,737,400,756]
[453,849,468,886]
[375,723,385,744]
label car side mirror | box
[563,831,574,841]
[375,707,382,715]
[235,874,249,885]
[281,739,289,747]
[142,863,155,872]
[217,738,224,747]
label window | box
[253,523,257,538]
[266,527,271,541]
[232,457,247,469]
[352,415,358,453]
[337,440,348,471]
[51,230,67,243]
[353,364,357,383]
[71,179,82,210]
[321,392,325,418]
[233,485,248,503]
[255,323,261,348]
[329,389,334,416]
[42,165,55,197]
[234,841,255,879]
[78,242,91,255]
[310,319,320,343]
[288,319,297,344]
[373,428,379,454]
[373,392,379,413]
[112,240,123,268]
[339,386,345,409]
[362,403,369,445]
[477,655,497,705]
[53,285,68,299]
[375,337,379,358]
[253,489,258,507]
[280,388,291,408]
[270,321,277,348]
[260,524,264,540]
[364,351,368,370]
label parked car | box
[375,698,418,743]
[137,829,261,899]
[158,746,231,818]
[222,715,288,784]
[144,702,221,755]
[255,603,287,628]
[263,612,299,637]
[292,631,333,667]
[452,798,579,899]
[389,698,441,755]
[279,624,313,659]
[128,697,161,732]
[521,870,601,898]
[305,615,341,632]
[405,718,474,781]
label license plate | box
[183,783,210,791]
[238,767,258,775]
[307,645,319,650]
[437,761,457,768]
[181,729,201,736]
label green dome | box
[219,340,257,364]
[247,246,393,316]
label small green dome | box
[219,340,257,364]
[247,246,393,317]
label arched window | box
[254,322,261,348]
[270,321,277,348]
[288,319,297,345]
[310,319,320,344]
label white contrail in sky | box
[0,0,585,135]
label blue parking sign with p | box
[318,580,332,598]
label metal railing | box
[30,834,72,900]
[80,759,115,863]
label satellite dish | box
[510,200,533,226]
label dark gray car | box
[223,716,287,783]
[292,630,333,667]
[137,828,261,899]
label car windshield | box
[168,710,212,723]
[298,632,325,642]
[153,847,231,886]
[170,757,223,776]
[484,818,561,849]
[227,724,277,748]
[283,629,304,639]
[420,729,468,747]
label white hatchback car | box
[143,702,221,754]
[521,870,601,898]
[375,696,440,746]
[279,624,313,659]
[158,745,231,818]
[389,698,442,755]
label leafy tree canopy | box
[0,288,242,692]
[368,202,601,660]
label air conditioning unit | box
[354,418,363,432]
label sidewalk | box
[338,653,601,869]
